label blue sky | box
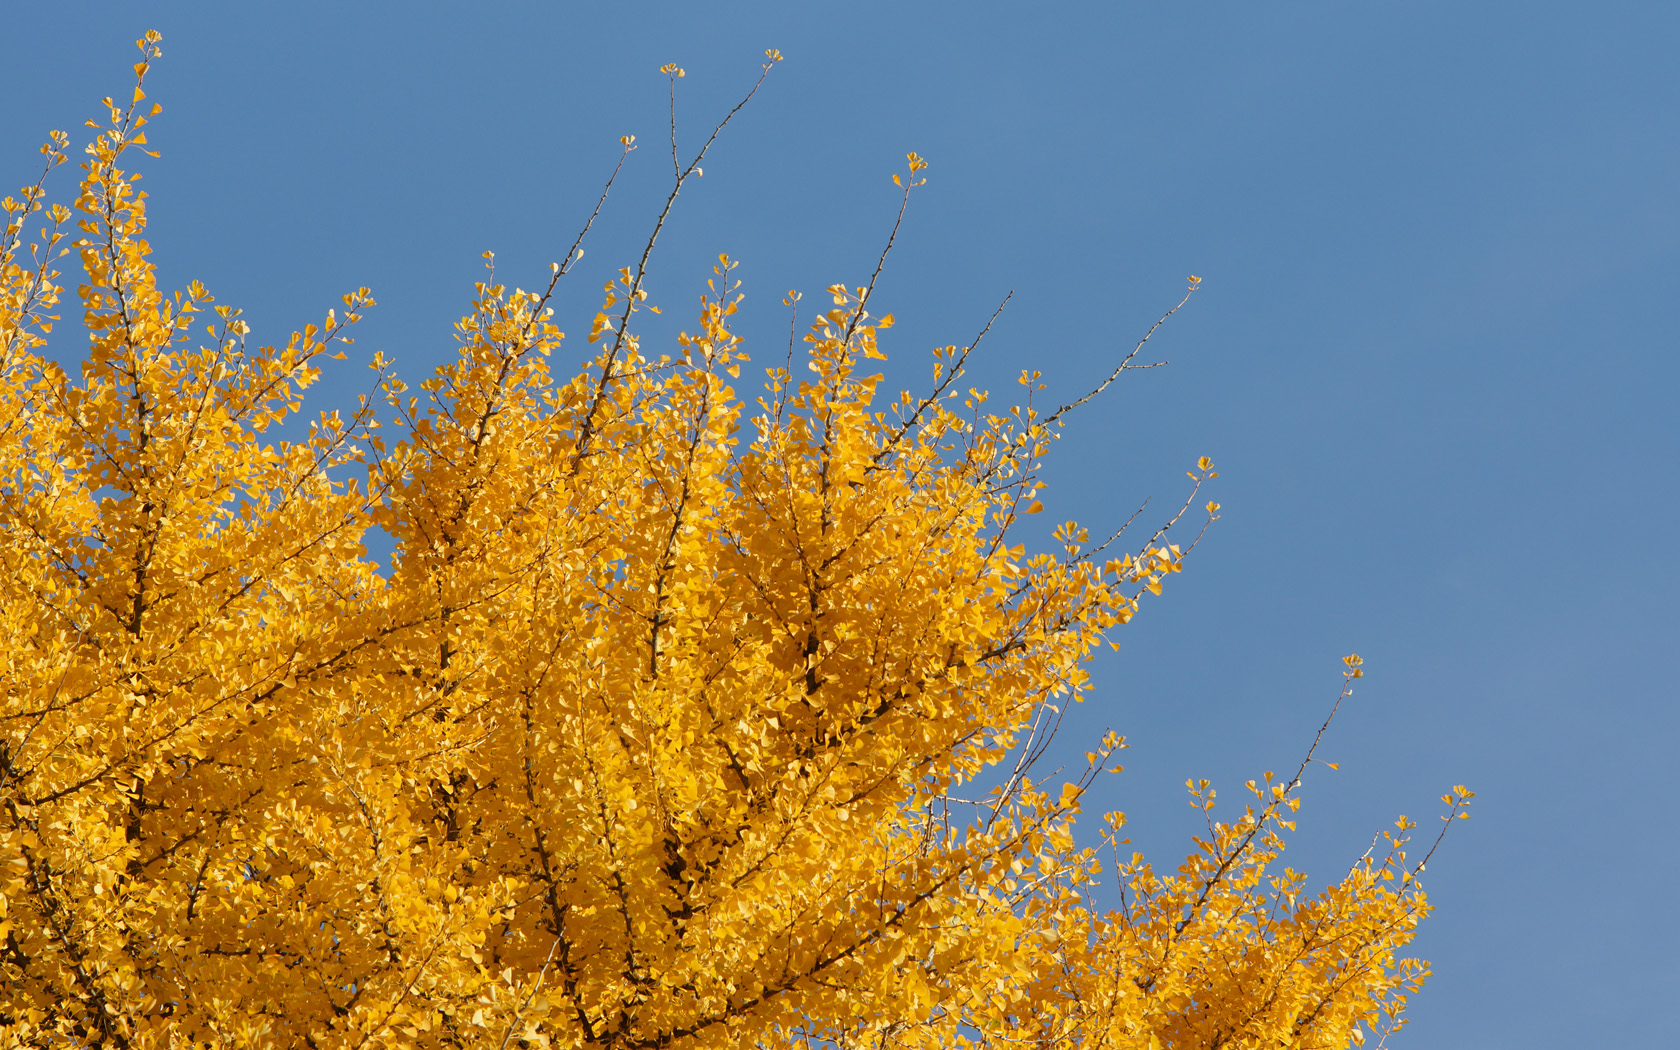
[5,3,1676,1046]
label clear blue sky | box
[5,3,1675,1046]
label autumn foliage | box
[0,35,1467,1050]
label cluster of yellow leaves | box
[0,37,1465,1050]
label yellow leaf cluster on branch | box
[0,36,1465,1050]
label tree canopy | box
[0,35,1467,1050]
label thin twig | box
[1171,663,1359,938]
[1041,281,1200,429]
[839,153,926,352]
[571,53,780,469]
[499,937,563,1050]
[524,140,636,336]
[871,290,1013,469]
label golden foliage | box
[0,37,1466,1050]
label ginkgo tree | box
[0,34,1469,1050]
